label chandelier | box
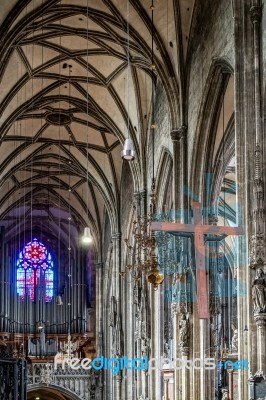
[122,1,174,288]
[124,185,164,288]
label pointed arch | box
[190,58,234,202]
[155,148,173,212]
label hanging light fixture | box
[56,294,63,306]
[121,0,135,161]
[81,11,94,245]
[121,138,135,161]
[82,227,93,244]
[37,321,44,331]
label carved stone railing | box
[27,363,102,400]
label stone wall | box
[147,79,173,201]
[187,0,234,178]
[102,210,111,264]
[120,160,134,260]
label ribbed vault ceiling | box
[0,0,194,250]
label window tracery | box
[16,238,54,302]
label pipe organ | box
[0,227,90,353]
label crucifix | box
[151,202,244,319]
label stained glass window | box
[16,238,54,302]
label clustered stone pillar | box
[171,126,189,399]
[249,2,266,377]
[170,129,181,215]
[110,232,122,399]
[171,126,188,219]
[254,314,266,372]
[95,262,104,356]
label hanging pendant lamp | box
[37,321,44,331]
[56,295,63,306]
[82,227,93,244]
[120,1,135,162]
[121,138,136,161]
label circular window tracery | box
[16,238,54,302]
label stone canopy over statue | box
[252,269,266,314]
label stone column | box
[95,262,104,355]
[254,314,266,372]
[170,126,187,220]
[111,233,122,400]
[234,1,258,398]
[249,2,266,381]
[208,215,220,400]
[164,378,170,400]
[249,5,265,268]
[171,126,189,400]
[176,311,190,400]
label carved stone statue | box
[252,269,266,313]
[179,314,189,348]
[171,302,188,318]
[135,312,142,340]
[133,284,139,305]
[109,296,117,327]
[141,338,149,358]
[221,388,229,400]
[112,315,122,358]
[138,395,149,400]
[210,321,218,349]
[231,325,238,352]
[163,340,170,358]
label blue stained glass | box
[16,238,54,302]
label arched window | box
[16,238,54,302]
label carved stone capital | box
[254,313,266,328]
[221,388,229,400]
[208,214,218,225]
[95,262,104,269]
[138,395,149,400]
[171,302,190,318]
[179,346,189,357]
[139,189,147,199]
[134,191,141,201]
[171,125,187,142]
[249,234,266,268]
[250,5,262,25]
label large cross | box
[151,202,244,319]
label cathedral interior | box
[0,0,266,399]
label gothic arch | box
[191,58,234,201]
[27,383,81,400]
[210,113,235,206]
[155,148,173,212]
